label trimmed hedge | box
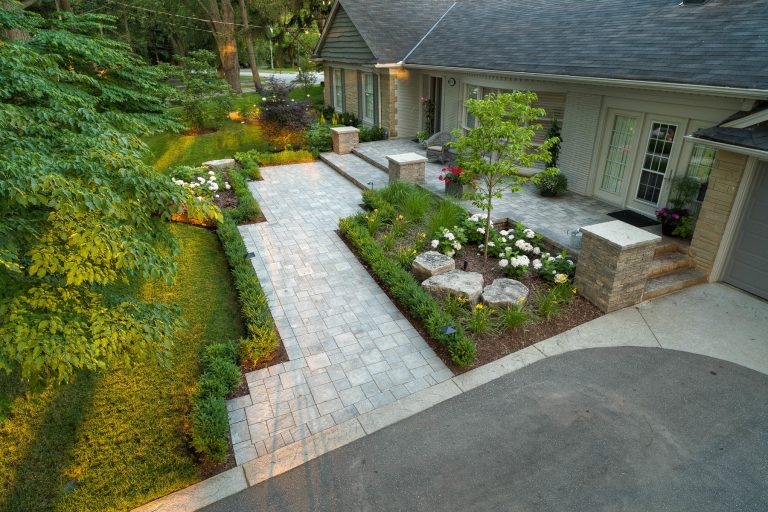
[234,149,262,180]
[227,164,262,224]
[339,216,477,366]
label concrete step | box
[319,152,388,190]
[654,240,683,256]
[642,268,708,301]
[647,251,693,278]
[351,147,389,171]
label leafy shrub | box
[537,250,576,283]
[307,123,332,153]
[197,357,241,397]
[466,303,493,334]
[401,186,433,222]
[202,340,239,367]
[234,149,262,180]
[359,125,387,142]
[533,168,568,196]
[168,50,233,131]
[339,216,476,366]
[497,303,531,331]
[189,395,229,462]
[260,76,311,134]
[535,284,574,320]
[225,165,261,224]
[240,325,279,367]
[319,106,360,127]
[462,213,495,245]
[430,226,466,257]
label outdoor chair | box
[424,131,454,163]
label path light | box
[246,251,256,259]
[441,325,458,344]
[463,260,469,271]
[368,181,374,189]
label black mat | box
[607,209,660,228]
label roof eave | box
[684,135,768,159]
[402,63,768,99]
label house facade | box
[313,0,768,300]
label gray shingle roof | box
[402,0,768,90]
[335,0,456,63]
[693,125,768,151]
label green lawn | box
[145,118,272,171]
[289,84,324,108]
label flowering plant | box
[420,97,435,134]
[655,207,690,224]
[498,251,531,278]
[462,214,494,244]
[438,166,472,185]
[430,227,467,257]
[170,166,229,202]
[537,250,576,283]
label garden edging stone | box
[202,158,237,170]
[421,270,484,305]
[412,251,455,280]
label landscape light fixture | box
[463,260,469,271]
[368,181,374,189]
[441,325,458,343]
[246,252,256,259]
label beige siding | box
[396,70,422,138]
[344,69,358,116]
[690,151,749,274]
[378,71,397,136]
[559,93,602,195]
[319,6,375,64]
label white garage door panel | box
[724,162,768,300]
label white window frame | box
[333,68,344,112]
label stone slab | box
[422,270,484,304]
[580,220,660,249]
[385,152,428,165]
[202,158,237,170]
[132,466,246,512]
[482,278,530,308]
[330,126,360,134]
[413,251,455,280]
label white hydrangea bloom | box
[499,259,509,268]
[499,230,509,236]
[567,259,574,265]
[533,247,541,255]
[453,242,462,250]
[487,241,495,247]
[224,182,231,190]
[533,259,542,270]
[431,240,439,249]
[476,227,484,234]
[524,228,535,239]
[208,170,215,175]
[446,250,455,257]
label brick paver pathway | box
[228,161,453,465]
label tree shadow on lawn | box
[0,372,96,512]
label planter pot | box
[661,220,678,236]
[445,180,464,198]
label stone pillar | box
[331,127,359,154]
[574,220,660,313]
[386,152,427,183]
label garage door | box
[724,161,768,300]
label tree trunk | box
[2,1,30,41]
[59,0,72,11]
[237,0,261,90]
[202,0,242,93]
[484,201,492,262]
[123,16,132,46]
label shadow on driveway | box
[202,347,768,512]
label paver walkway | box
[352,139,627,252]
[228,162,452,465]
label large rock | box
[412,251,455,280]
[202,158,237,170]
[422,270,484,305]
[482,278,530,308]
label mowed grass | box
[145,118,272,171]
[0,224,245,512]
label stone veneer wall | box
[344,69,358,116]
[323,65,332,105]
[378,70,398,137]
[690,150,748,274]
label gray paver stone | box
[412,251,455,280]
[482,278,530,308]
[422,270,485,304]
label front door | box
[429,76,443,133]
[626,118,683,216]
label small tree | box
[169,49,232,132]
[451,92,559,261]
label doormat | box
[607,210,660,228]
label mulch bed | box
[214,185,239,209]
[341,229,603,375]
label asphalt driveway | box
[201,346,768,512]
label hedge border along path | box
[338,216,477,367]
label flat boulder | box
[202,158,237,170]
[422,270,484,305]
[413,251,455,280]
[482,278,529,308]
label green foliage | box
[535,284,574,320]
[226,166,263,224]
[216,213,279,368]
[425,199,467,237]
[306,123,333,153]
[547,118,562,167]
[533,168,568,196]
[400,186,433,223]
[668,175,701,210]
[358,125,387,143]
[0,10,223,384]
[497,303,531,331]
[672,215,694,238]
[167,50,233,131]
[466,303,493,335]
[235,149,263,180]
[339,216,476,366]
[451,91,559,259]
[288,84,324,109]
[257,150,315,166]
[189,395,229,463]
[538,250,576,283]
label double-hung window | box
[333,68,344,112]
[362,73,375,124]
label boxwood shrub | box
[339,216,477,366]
[226,164,261,224]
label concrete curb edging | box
[132,283,768,512]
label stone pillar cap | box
[580,220,660,249]
[386,152,428,164]
[330,126,360,133]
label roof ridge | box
[402,2,458,64]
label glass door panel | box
[600,115,637,194]
[635,122,677,205]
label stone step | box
[320,152,388,190]
[351,147,389,171]
[647,251,693,278]
[642,268,708,301]
[654,239,683,256]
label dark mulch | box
[341,228,603,375]
[214,187,239,209]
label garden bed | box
[341,182,603,373]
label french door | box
[596,110,685,216]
